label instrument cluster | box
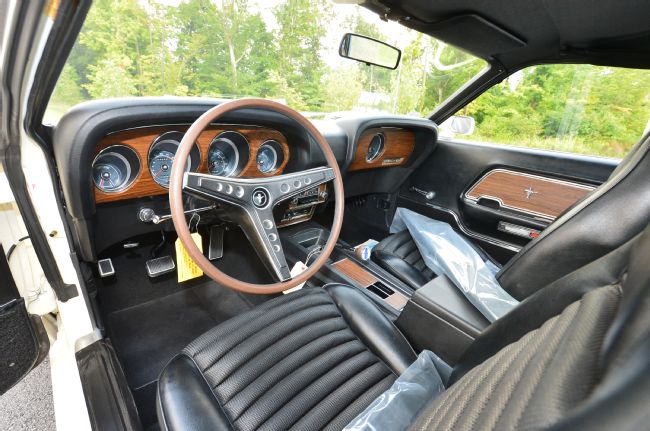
[92,127,286,196]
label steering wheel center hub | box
[251,187,270,209]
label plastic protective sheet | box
[343,350,445,431]
[391,207,518,321]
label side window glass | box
[449,64,650,158]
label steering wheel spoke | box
[183,172,253,206]
[240,207,291,281]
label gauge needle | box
[154,168,163,177]
[99,178,104,188]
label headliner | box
[361,0,650,70]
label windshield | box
[44,0,486,124]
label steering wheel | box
[169,99,344,294]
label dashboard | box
[51,97,438,260]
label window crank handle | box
[410,186,436,201]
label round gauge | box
[366,133,385,162]
[208,137,239,176]
[256,143,279,174]
[147,132,197,188]
[149,150,176,187]
[92,146,139,193]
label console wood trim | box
[332,258,378,287]
[348,127,415,171]
[94,125,289,203]
[465,169,595,220]
[332,258,409,310]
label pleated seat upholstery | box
[157,286,416,431]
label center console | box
[280,223,491,366]
[281,225,412,317]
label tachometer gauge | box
[92,146,139,193]
[256,143,278,174]
[149,150,176,187]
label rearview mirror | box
[339,33,401,70]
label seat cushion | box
[373,230,435,289]
[157,286,416,431]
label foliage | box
[464,65,650,158]
[47,0,650,158]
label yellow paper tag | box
[175,232,204,282]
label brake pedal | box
[146,256,175,278]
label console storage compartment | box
[396,275,490,365]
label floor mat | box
[106,280,255,426]
[98,228,278,427]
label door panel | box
[464,169,596,221]
[0,249,49,395]
[397,138,618,264]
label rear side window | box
[457,64,650,158]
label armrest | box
[396,275,490,365]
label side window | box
[453,64,650,159]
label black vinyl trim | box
[76,339,142,431]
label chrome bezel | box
[366,133,385,162]
[208,133,243,177]
[92,145,140,193]
[147,132,192,189]
[257,140,281,174]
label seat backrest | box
[410,221,650,430]
[497,132,650,300]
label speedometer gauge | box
[147,132,197,188]
[149,150,175,187]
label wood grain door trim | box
[348,127,415,171]
[465,169,596,220]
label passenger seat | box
[374,131,650,299]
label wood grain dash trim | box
[94,125,289,204]
[348,127,415,171]
[465,169,596,220]
[332,258,378,287]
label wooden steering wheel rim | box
[169,98,344,294]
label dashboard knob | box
[139,207,155,223]
[319,190,329,200]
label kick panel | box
[465,169,596,220]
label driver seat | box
[157,223,650,431]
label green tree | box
[273,0,331,109]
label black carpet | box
[97,228,277,427]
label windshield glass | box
[44,0,486,124]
